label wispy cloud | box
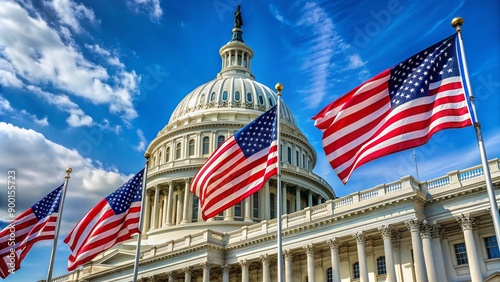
[135,129,147,152]
[47,0,98,33]
[126,0,163,22]
[269,1,369,109]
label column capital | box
[405,218,422,231]
[283,249,293,260]
[183,266,193,274]
[352,231,365,243]
[326,237,340,250]
[420,219,432,238]
[166,271,175,278]
[456,213,478,231]
[260,254,270,264]
[221,264,231,272]
[378,225,394,238]
[239,259,249,269]
[391,230,402,249]
[201,261,212,271]
[431,221,446,239]
[146,190,154,196]
[303,243,315,254]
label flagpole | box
[453,17,500,248]
[413,150,420,181]
[275,82,284,282]
[46,168,72,282]
[132,152,150,282]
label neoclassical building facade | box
[54,12,500,282]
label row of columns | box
[143,180,326,231]
[139,214,483,282]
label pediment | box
[484,272,500,282]
[94,249,136,266]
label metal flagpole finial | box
[65,168,72,178]
[275,82,283,96]
[451,17,464,32]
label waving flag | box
[64,169,144,271]
[191,105,278,220]
[313,34,472,184]
[0,185,63,278]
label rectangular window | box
[252,193,259,219]
[454,242,468,265]
[484,236,500,259]
[377,256,387,275]
[353,262,360,279]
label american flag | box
[64,169,144,271]
[0,185,63,278]
[313,34,472,184]
[191,105,278,220]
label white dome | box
[168,76,297,127]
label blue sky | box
[0,0,499,280]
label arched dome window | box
[246,92,253,102]
[210,92,216,102]
[202,136,209,154]
[199,94,205,104]
[217,135,225,148]
[222,91,228,101]
[188,139,195,156]
[235,91,241,101]
[175,142,182,159]
[258,94,264,105]
[165,147,170,162]
[268,97,273,106]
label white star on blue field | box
[0,0,499,280]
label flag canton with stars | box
[32,184,63,220]
[388,34,459,109]
[105,169,144,214]
[235,105,278,158]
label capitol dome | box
[143,18,334,244]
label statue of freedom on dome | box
[234,5,243,28]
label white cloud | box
[48,0,98,33]
[135,129,147,152]
[0,122,131,233]
[347,54,365,69]
[0,1,140,122]
[0,96,13,114]
[20,109,49,126]
[27,85,93,127]
[126,0,163,22]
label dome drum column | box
[181,178,191,224]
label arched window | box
[159,151,163,164]
[253,193,259,219]
[326,267,333,282]
[270,193,275,219]
[199,94,205,104]
[217,135,225,148]
[188,139,195,156]
[175,142,181,159]
[165,147,170,162]
[295,151,299,166]
[258,94,264,105]
[222,91,228,101]
[192,195,199,222]
[202,137,209,154]
[210,92,216,101]
[246,92,253,102]
[287,147,292,164]
[353,262,360,279]
[302,154,306,169]
[268,97,273,106]
[235,91,241,101]
[377,256,387,275]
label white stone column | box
[303,244,315,282]
[166,272,174,282]
[176,188,183,224]
[244,197,252,222]
[405,219,428,282]
[352,232,369,282]
[201,262,211,282]
[378,225,396,282]
[240,260,249,282]
[151,185,160,229]
[261,254,270,282]
[181,178,191,224]
[166,182,173,226]
[420,220,438,282]
[295,187,301,212]
[456,214,482,282]
[431,222,449,282]
[264,181,270,220]
[183,267,192,282]
[282,183,287,214]
[221,265,230,282]
[143,190,152,232]
[161,190,168,227]
[284,250,293,282]
[327,238,341,282]
[392,230,403,282]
